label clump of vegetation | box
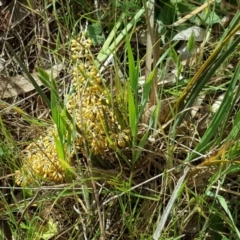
[0,0,240,239]
[15,32,130,186]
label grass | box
[0,0,240,239]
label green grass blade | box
[227,108,240,141]
[127,37,139,142]
[97,5,146,63]
[153,166,189,239]
[217,195,240,238]
[127,38,138,92]
[97,12,126,62]
[139,69,155,120]
[175,23,240,126]
[188,62,240,160]
[128,83,137,141]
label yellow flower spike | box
[72,55,79,60]
[52,172,63,182]
[43,173,48,179]
[15,31,130,186]
[124,129,130,134]
[87,38,92,45]
[111,117,115,123]
[124,135,129,142]
[101,141,107,149]
[81,32,86,37]
[98,130,105,135]
[94,77,102,84]
[117,139,126,148]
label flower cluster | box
[15,32,129,186]
[15,128,66,186]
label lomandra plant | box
[2,0,240,239]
